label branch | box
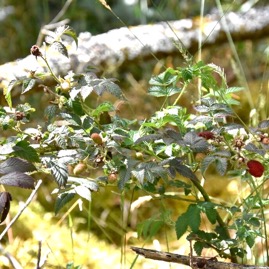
[131,247,269,269]
[0,180,43,241]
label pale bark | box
[1,5,269,86]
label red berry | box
[247,160,264,177]
[198,131,214,140]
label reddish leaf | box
[0,157,36,175]
[0,192,12,223]
[0,172,35,189]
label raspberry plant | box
[1,25,269,265]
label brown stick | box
[131,247,269,269]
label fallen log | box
[1,5,269,87]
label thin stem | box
[0,180,43,241]
[173,83,188,106]
[41,56,61,84]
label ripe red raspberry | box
[198,131,214,140]
[247,160,264,177]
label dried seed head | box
[198,131,214,140]
[30,45,42,58]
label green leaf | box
[225,87,244,94]
[137,217,164,239]
[118,160,133,190]
[74,185,91,201]
[68,98,84,116]
[92,102,114,117]
[44,158,68,187]
[193,241,206,256]
[187,204,201,232]
[67,177,98,191]
[148,85,181,97]
[184,132,209,153]
[175,212,189,239]
[60,112,82,126]
[22,78,36,94]
[215,157,227,176]
[248,217,260,227]
[55,191,76,215]
[63,26,78,48]
[175,164,199,183]
[131,169,145,184]
[13,141,40,162]
[204,206,217,224]
[94,78,125,99]
[201,156,216,175]
[51,41,68,58]
[44,105,58,122]
[168,180,192,189]
[246,234,255,248]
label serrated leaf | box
[258,120,269,130]
[55,191,76,215]
[51,41,68,58]
[205,206,217,224]
[148,85,181,97]
[0,172,35,189]
[6,79,21,95]
[245,143,265,156]
[175,212,189,239]
[246,234,255,248]
[187,204,201,232]
[74,185,91,201]
[51,161,68,188]
[68,177,98,191]
[226,87,244,94]
[22,78,36,94]
[175,164,199,183]
[0,192,12,223]
[95,79,125,99]
[131,169,145,184]
[248,217,260,227]
[44,105,58,122]
[118,166,132,190]
[201,156,216,174]
[13,141,40,162]
[0,157,36,175]
[60,112,82,126]
[168,180,191,189]
[184,132,209,152]
[68,98,84,116]
[215,157,227,176]
[92,102,114,117]
[63,26,78,47]
[134,134,162,144]
[193,241,206,256]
